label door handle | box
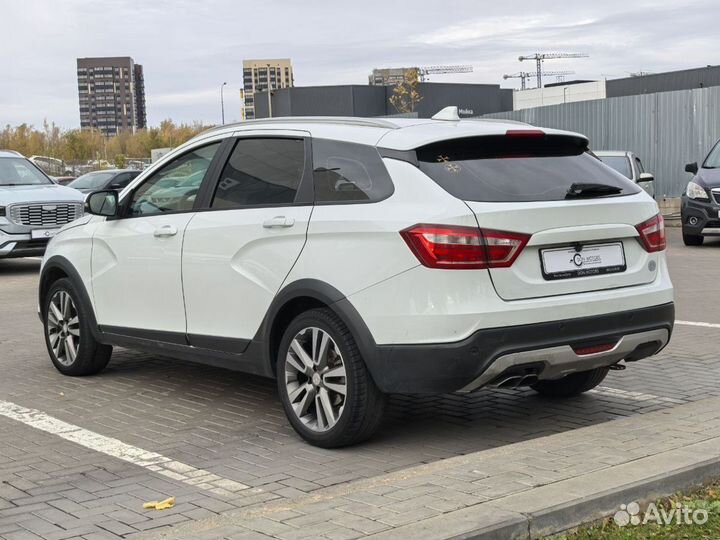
[262,216,295,229]
[153,225,178,238]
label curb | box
[457,440,720,539]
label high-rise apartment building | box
[242,59,294,119]
[77,56,147,136]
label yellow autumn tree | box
[389,69,423,114]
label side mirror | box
[685,162,699,174]
[85,190,119,217]
[638,172,654,182]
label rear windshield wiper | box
[566,182,622,198]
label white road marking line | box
[676,320,720,329]
[591,386,685,405]
[0,400,249,496]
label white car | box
[38,109,674,447]
[0,150,85,258]
[595,150,655,198]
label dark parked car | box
[67,169,140,194]
[681,140,720,246]
[51,176,77,186]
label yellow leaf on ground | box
[143,496,176,510]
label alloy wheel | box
[47,290,81,366]
[284,327,347,432]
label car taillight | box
[635,214,666,252]
[400,224,530,269]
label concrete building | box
[253,82,512,119]
[242,59,294,120]
[76,57,146,136]
[513,80,606,110]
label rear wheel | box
[531,367,609,398]
[683,233,703,246]
[276,308,386,448]
[43,278,113,376]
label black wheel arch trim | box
[39,255,103,342]
[255,279,381,381]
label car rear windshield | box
[597,155,632,179]
[416,135,640,202]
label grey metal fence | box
[483,86,720,198]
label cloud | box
[1,0,718,129]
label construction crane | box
[416,65,473,82]
[518,53,588,88]
[503,70,574,90]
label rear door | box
[416,134,660,301]
[182,131,313,348]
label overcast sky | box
[2,0,718,129]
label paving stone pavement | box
[0,228,718,539]
[133,395,720,540]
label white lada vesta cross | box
[39,108,674,447]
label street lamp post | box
[220,82,227,125]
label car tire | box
[683,233,704,246]
[276,308,386,448]
[43,278,113,376]
[531,367,609,398]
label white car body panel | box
[91,213,194,332]
[348,255,673,345]
[464,193,660,300]
[41,217,97,289]
[283,159,473,299]
[183,205,313,340]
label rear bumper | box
[368,302,674,394]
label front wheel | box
[531,367,609,398]
[276,308,386,448]
[43,278,113,376]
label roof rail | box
[0,149,23,157]
[200,116,400,136]
[467,117,532,126]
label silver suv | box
[0,150,85,258]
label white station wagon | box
[39,109,674,447]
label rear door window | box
[211,138,305,208]
[416,136,640,202]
